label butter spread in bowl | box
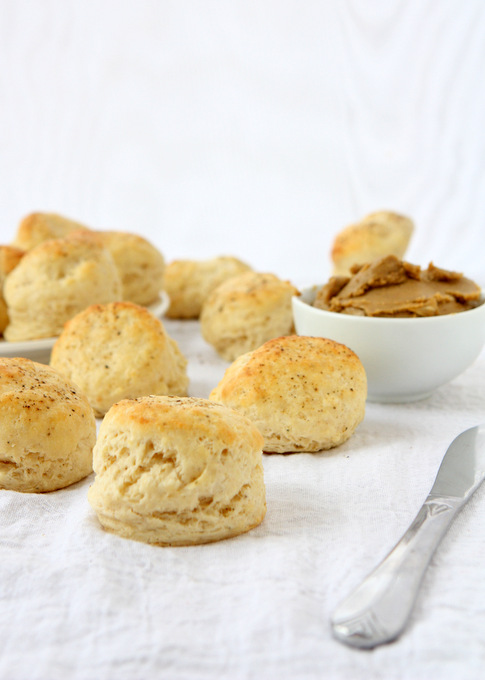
[314,255,481,318]
[292,257,484,402]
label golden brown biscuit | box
[50,301,188,417]
[12,212,90,250]
[331,211,414,275]
[0,357,96,492]
[210,335,367,453]
[163,256,252,319]
[73,230,165,305]
[88,396,266,546]
[3,233,122,341]
[0,245,25,334]
[200,271,299,361]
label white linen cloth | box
[1,319,484,680]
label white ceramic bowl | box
[292,287,485,403]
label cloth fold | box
[0,320,484,680]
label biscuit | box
[200,271,299,361]
[0,245,25,334]
[88,396,266,546]
[163,256,252,319]
[78,230,165,306]
[12,212,90,250]
[331,211,414,275]
[50,301,189,417]
[210,335,367,453]
[3,233,122,341]
[0,357,96,492]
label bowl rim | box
[292,287,485,325]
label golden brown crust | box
[50,301,188,417]
[210,335,367,453]
[12,212,90,250]
[0,357,96,492]
[0,245,25,278]
[88,395,266,546]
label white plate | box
[0,291,170,364]
[147,291,170,318]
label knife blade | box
[330,423,485,649]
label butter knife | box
[331,424,485,649]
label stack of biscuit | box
[0,206,391,547]
[0,212,167,341]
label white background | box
[1,3,485,680]
[0,0,484,285]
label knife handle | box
[330,495,463,649]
